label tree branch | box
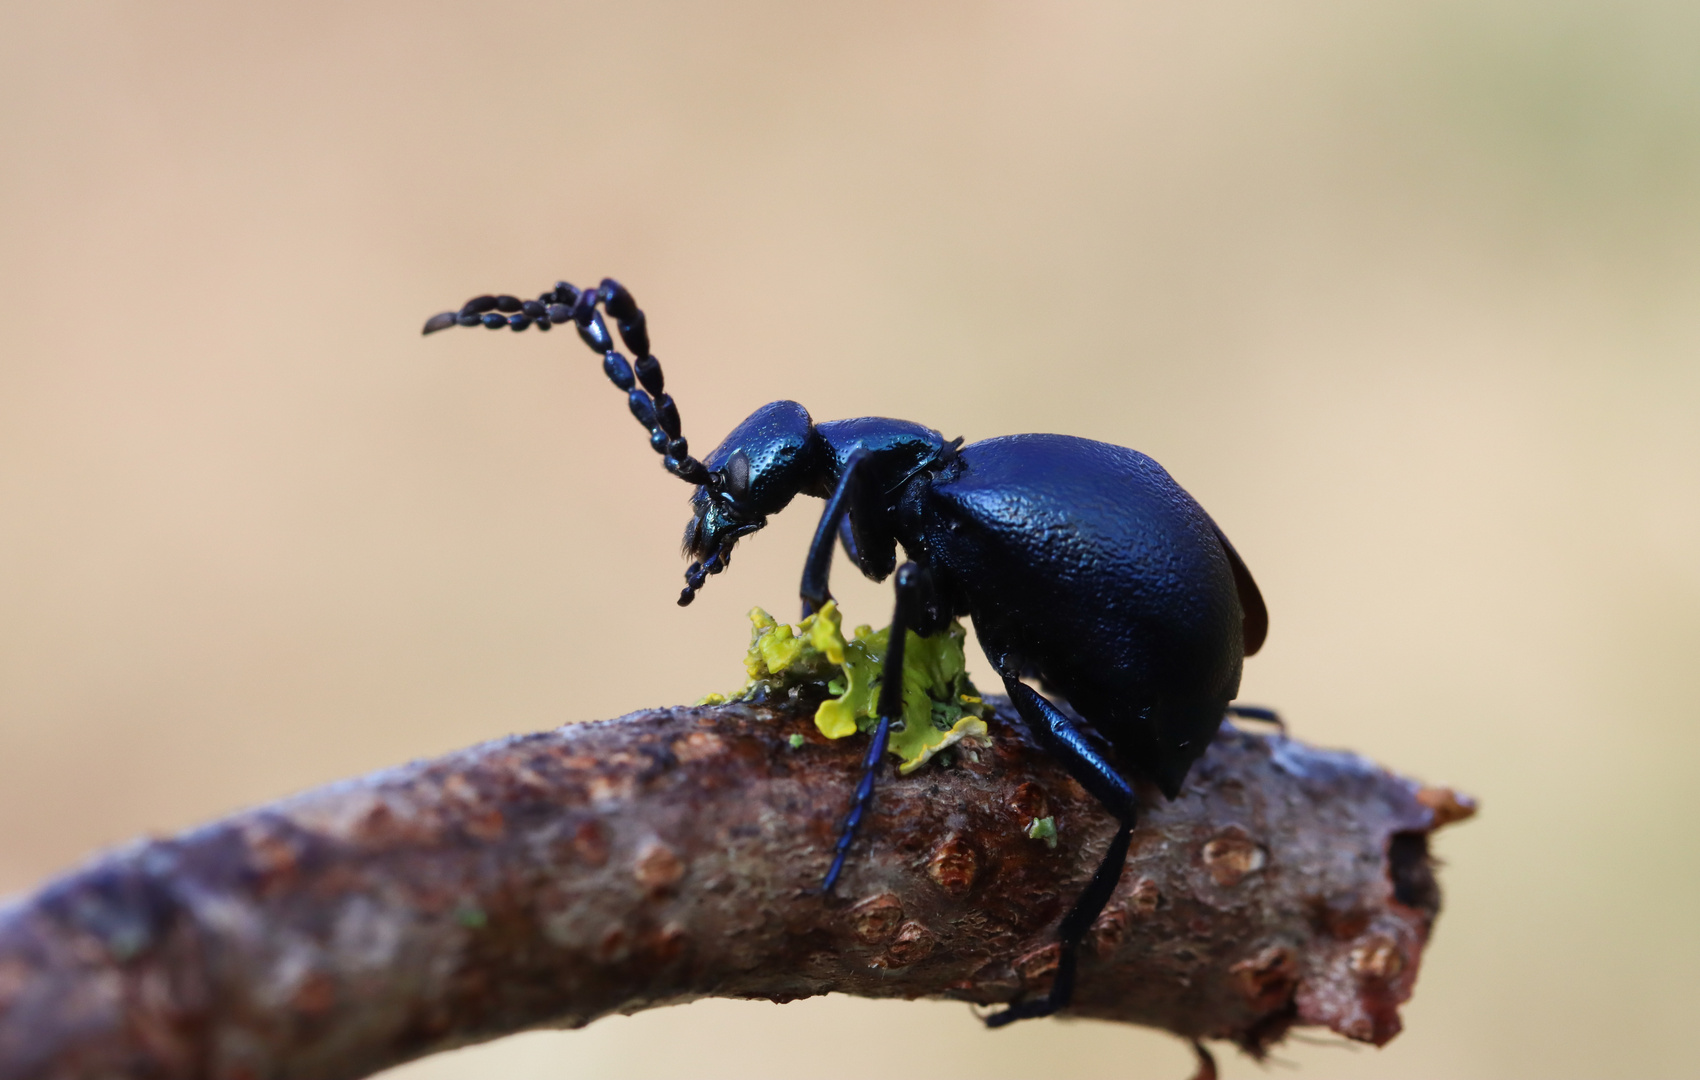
[0,699,1473,1080]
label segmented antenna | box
[422,279,713,488]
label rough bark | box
[0,699,1474,1080]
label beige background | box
[3,2,1697,1077]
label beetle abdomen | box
[924,434,1243,795]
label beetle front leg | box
[821,561,926,893]
[984,677,1139,1027]
[799,447,870,617]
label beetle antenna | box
[423,278,713,487]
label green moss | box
[701,601,991,774]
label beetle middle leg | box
[983,677,1139,1027]
[821,561,928,893]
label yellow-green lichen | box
[701,601,990,774]
[1026,815,1058,849]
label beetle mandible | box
[423,278,1270,1025]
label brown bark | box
[0,699,1473,1080]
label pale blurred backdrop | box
[2,2,1697,1077]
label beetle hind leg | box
[983,818,1134,1026]
[983,678,1139,1027]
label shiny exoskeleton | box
[424,279,1271,1026]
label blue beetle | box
[424,278,1269,1025]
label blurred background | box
[2,2,1696,1076]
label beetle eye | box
[724,451,751,501]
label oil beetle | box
[424,278,1270,1026]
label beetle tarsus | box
[821,712,891,894]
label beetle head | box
[678,400,825,605]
